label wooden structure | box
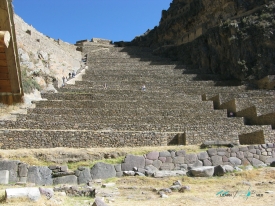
[0,0,23,104]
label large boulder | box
[27,166,53,185]
[90,162,116,180]
[121,155,145,171]
[190,166,215,177]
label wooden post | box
[0,31,11,48]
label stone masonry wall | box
[0,144,274,185]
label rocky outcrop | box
[130,0,275,81]
[14,15,83,93]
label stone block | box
[247,145,255,150]
[239,147,248,152]
[160,163,174,170]
[259,155,269,163]
[53,175,77,185]
[152,160,162,169]
[27,166,53,186]
[222,165,234,172]
[236,151,244,159]
[184,154,198,164]
[207,148,217,156]
[91,162,116,180]
[222,156,228,162]
[230,147,239,153]
[116,172,123,177]
[253,154,259,159]
[176,150,186,157]
[230,153,236,157]
[173,156,185,164]
[145,165,158,176]
[121,155,145,171]
[0,160,19,183]
[251,158,266,167]
[146,151,159,160]
[261,144,267,149]
[174,164,187,170]
[229,157,241,165]
[198,151,209,160]
[154,170,186,178]
[211,155,223,166]
[60,165,68,172]
[92,197,108,206]
[244,152,253,158]
[158,157,166,163]
[249,149,256,154]
[217,151,226,156]
[114,164,121,172]
[165,157,173,163]
[145,159,153,165]
[267,143,274,148]
[171,151,176,158]
[256,149,261,155]
[78,167,91,184]
[18,163,28,177]
[203,159,212,166]
[0,170,9,184]
[190,166,214,177]
[159,151,171,157]
[5,187,41,202]
[19,177,27,183]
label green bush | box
[21,67,41,93]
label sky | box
[12,0,172,44]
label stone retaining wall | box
[0,144,274,185]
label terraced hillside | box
[0,42,274,149]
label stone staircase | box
[0,44,274,149]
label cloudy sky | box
[13,0,171,44]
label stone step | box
[0,130,169,149]
[205,90,274,105]
[0,118,243,131]
[84,71,220,80]
[26,107,227,117]
[75,79,216,88]
[184,125,274,145]
[13,114,243,125]
[41,92,202,101]
[235,96,275,115]
[58,85,247,94]
[32,100,214,110]
[88,57,167,63]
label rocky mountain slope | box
[14,15,83,96]
[130,0,275,83]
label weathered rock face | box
[131,0,275,81]
[14,15,82,93]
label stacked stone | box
[0,144,274,185]
[0,43,274,148]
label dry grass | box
[0,168,273,206]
